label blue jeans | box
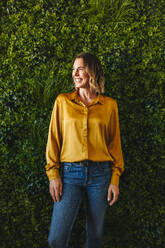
[48,161,112,248]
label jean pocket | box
[100,163,111,173]
[63,163,72,172]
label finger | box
[110,191,118,206]
[49,186,56,202]
[107,188,112,202]
[60,182,63,196]
[55,187,60,202]
[50,188,56,203]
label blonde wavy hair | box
[72,52,104,94]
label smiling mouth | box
[75,78,82,82]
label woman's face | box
[72,58,89,89]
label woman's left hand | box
[107,184,119,206]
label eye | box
[79,67,85,71]
[72,67,85,72]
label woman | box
[45,52,124,248]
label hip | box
[62,160,112,186]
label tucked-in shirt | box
[45,89,124,186]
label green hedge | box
[0,0,164,247]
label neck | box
[77,88,97,100]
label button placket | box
[82,106,88,157]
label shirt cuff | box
[110,172,119,186]
[46,168,60,181]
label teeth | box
[75,79,81,82]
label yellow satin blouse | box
[45,89,124,186]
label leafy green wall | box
[0,0,164,247]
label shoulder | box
[102,95,118,109]
[55,92,73,102]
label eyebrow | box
[72,66,85,69]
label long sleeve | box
[45,91,124,185]
[108,101,124,186]
[45,98,62,180]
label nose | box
[75,68,79,76]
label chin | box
[75,83,83,88]
[75,83,89,88]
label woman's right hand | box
[49,178,63,202]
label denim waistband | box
[65,160,110,167]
